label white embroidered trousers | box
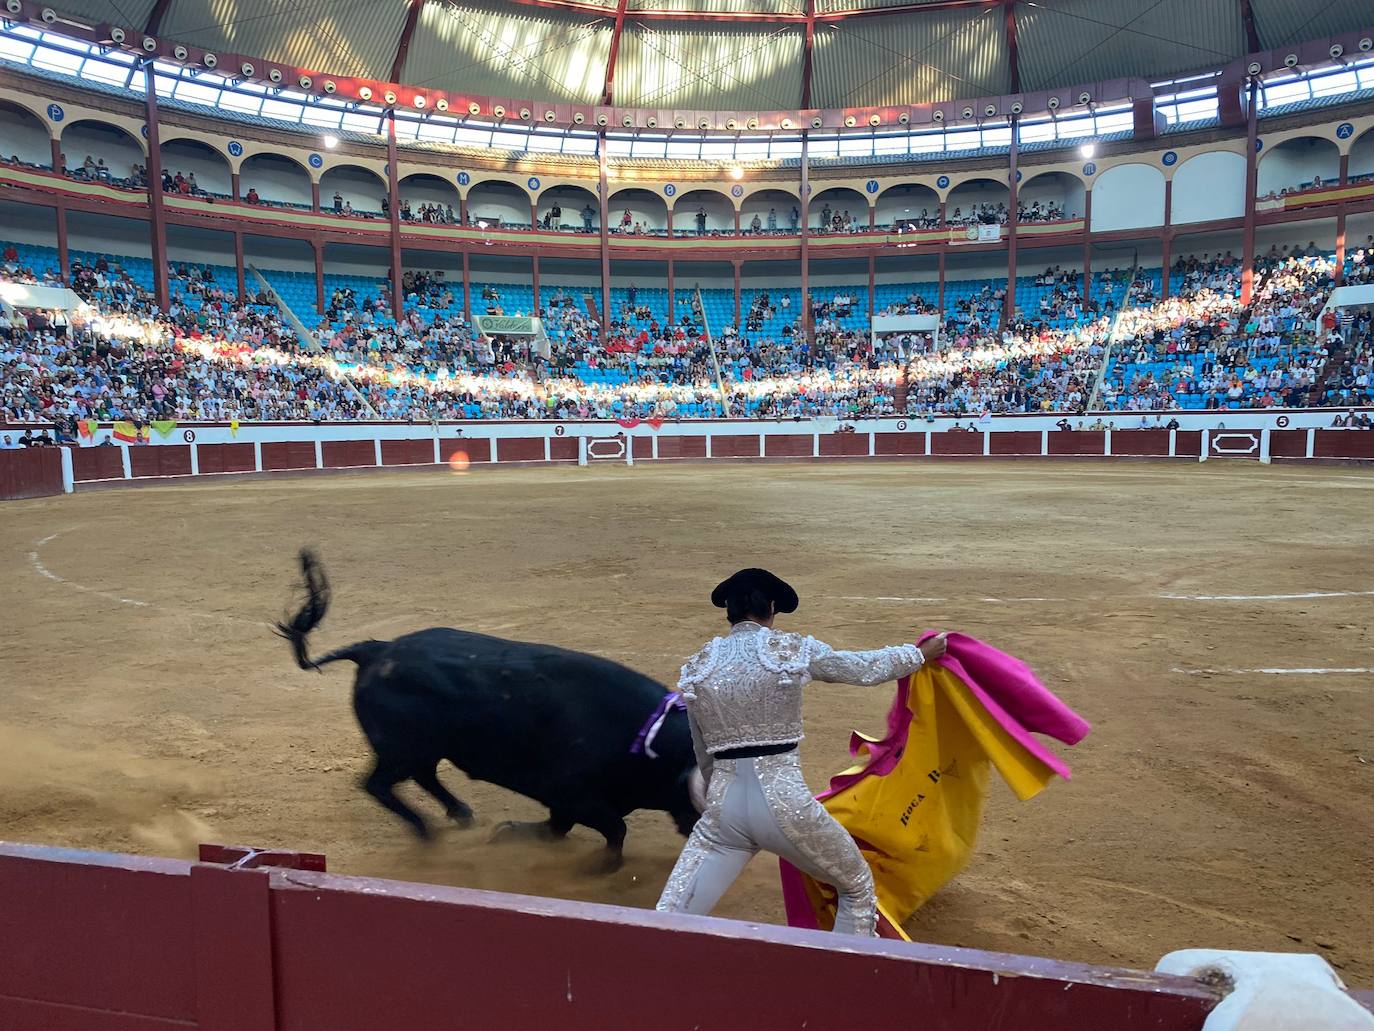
[655,752,876,936]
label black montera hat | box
[711,568,799,613]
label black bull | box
[277,551,701,870]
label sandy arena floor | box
[2,460,1371,979]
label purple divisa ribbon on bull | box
[630,691,686,759]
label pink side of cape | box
[780,632,1091,934]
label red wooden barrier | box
[0,841,1236,1031]
[440,438,489,464]
[320,440,376,469]
[380,438,434,466]
[70,445,125,482]
[550,436,579,462]
[711,433,761,458]
[0,447,65,499]
[497,437,545,462]
[819,432,868,457]
[989,430,1043,456]
[931,431,983,456]
[1047,430,1105,456]
[1314,429,1374,460]
[1268,429,1308,459]
[630,435,653,460]
[261,442,316,471]
[656,436,707,459]
[199,442,257,474]
[129,443,192,478]
[874,432,923,456]
[1111,429,1173,457]
[1174,430,1203,458]
[765,433,814,458]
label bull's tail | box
[275,549,388,672]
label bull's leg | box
[413,765,474,828]
[490,812,572,843]
[570,803,628,875]
[361,758,430,840]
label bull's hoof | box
[585,849,624,876]
[490,820,561,844]
[450,812,475,830]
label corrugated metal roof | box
[811,6,1008,106]
[628,0,805,13]
[1249,0,1372,50]
[617,21,803,108]
[1017,0,1244,90]
[46,0,159,29]
[814,0,981,15]
[405,0,611,102]
[159,0,404,79]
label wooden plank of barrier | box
[380,439,435,466]
[873,432,923,456]
[70,446,127,482]
[656,436,707,460]
[765,434,814,458]
[1314,429,1374,460]
[321,440,379,469]
[1109,429,1173,457]
[710,434,762,458]
[1046,430,1107,456]
[0,845,198,1026]
[988,430,1043,456]
[930,431,983,456]
[497,438,546,463]
[129,444,192,478]
[198,443,257,475]
[261,442,317,471]
[0,447,67,499]
[818,433,869,457]
[1268,428,1309,460]
[440,438,489,464]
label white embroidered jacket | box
[678,621,925,773]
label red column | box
[1082,189,1092,303]
[231,170,240,202]
[313,240,324,314]
[800,131,811,342]
[459,194,467,226]
[1240,80,1258,306]
[666,208,673,239]
[734,207,741,235]
[54,203,69,285]
[1336,153,1349,285]
[939,198,947,228]
[531,198,538,231]
[462,248,472,324]
[49,137,62,173]
[869,205,876,230]
[868,254,875,320]
[733,259,741,328]
[311,180,320,214]
[1005,116,1019,322]
[233,230,245,301]
[532,254,540,313]
[386,114,402,320]
[1161,178,1173,299]
[938,249,946,314]
[598,132,610,344]
[667,258,675,320]
[141,59,171,311]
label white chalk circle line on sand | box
[28,530,269,626]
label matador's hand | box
[919,633,949,663]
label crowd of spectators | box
[4,239,1372,427]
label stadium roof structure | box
[41,0,1374,112]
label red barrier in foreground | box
[0,841,1234,1031]
[0,447,66,500]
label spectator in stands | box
[334,191,343,213]
[582,204,595,232]
[246,187,260,204]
